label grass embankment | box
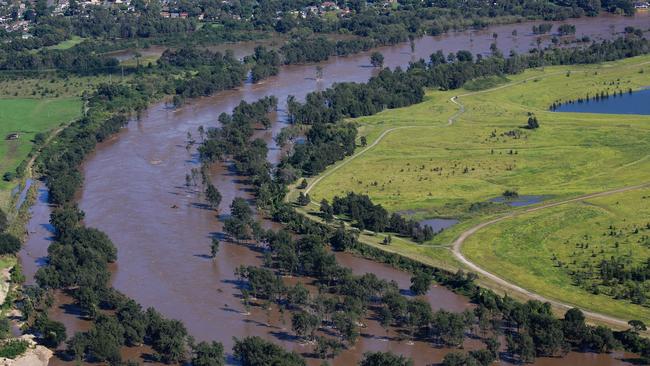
[292,55,650,322]
[464,187,650,324]
[0,98,81,197]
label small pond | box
[553,88,650,115]
[419,218,459,232]
[490,195,548,207]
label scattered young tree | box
[210,238,220,258]
[359,351,413,366]
[297,192,310,206]
[205,183,222,210]
[370,52,384,68]
[191,341,224,366]
[409,271,432,296]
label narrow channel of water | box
[18,12,649,365]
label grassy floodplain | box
[0,97,82,204]
[464,187,650,323]
[297,54,650,323]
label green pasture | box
[463,188,650,324]
[292,55,650,322]
[0,98,81,203]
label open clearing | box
[297,54,650,325]
[0,98,81,202]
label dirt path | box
[303,60,650,327]
[452,182,650,327]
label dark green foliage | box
[205,183,222,209]
[0,233,21,255]
[145,308,189,363]
[297,192,310,206]
[34,314,67,348]
[558,24,576,36]
[359,351,413,366]
[370,52,384,68]
[526,116,540,129]
[0,339,29,359]
[247,46,281,83]
[410,271,432,295]
[0,317,10,340]
[0,209,7,232]
[191,341,224,366]
[233,336,306,366]
[319,199,334,222]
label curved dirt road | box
[452,182,650,327]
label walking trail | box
[304,62,650,327]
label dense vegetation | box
[280,35,650,182]
[328,192,437,242]
[196,38,650,360]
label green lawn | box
[293,54,650,323]
[0,98,81,195]
[44,36,85,51]
[463,188,650,324]
[309,58,650,218]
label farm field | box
[297,54,650,323]
[0,98,81,205]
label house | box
[634,1,649,8]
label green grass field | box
[463,188,650,323]
[294,55,650,323]
[0,98,81,201]
[309,58,650,217]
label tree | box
[359,351,413,366]
[205,183,222,209]
[0,209,7,232]
[409,271,432,296]
[210,238,220,258]
[291,311,320,340]
[507,332,535,363]
[34,315,67,348]
[360,136,367,146]
[628,320,647,332]
[297,192,310,206]
[370,52,384,68]
[233,336,306,366]
[320,199,334,222]
[191,341,224,366]
[0,233,21,255]
[563,308,588,345]
[526,116,539,129]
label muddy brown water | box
[19,12,648,365]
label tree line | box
[193,34,650,364]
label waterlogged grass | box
[0,98,81,199]
[464,188,650,323]
[296,55,650,321]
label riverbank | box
[18,12,650,365]
[296,55,650,328]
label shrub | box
[0,233,21,255]
[0,339,29,359]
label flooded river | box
[20,12,648,365]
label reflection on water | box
[490,194,549,207]
[419,218,459,232]
[554,88,650,115]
